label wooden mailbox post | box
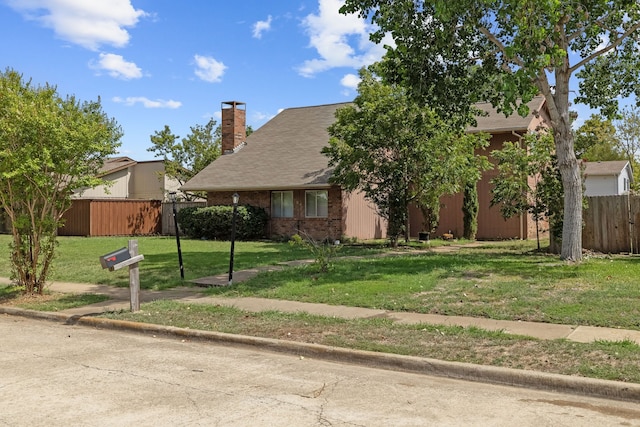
[99,240,144,312]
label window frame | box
[271,191,294,218]
[305,190,328,218]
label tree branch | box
[569,21,640,74]
[478,25,524,69]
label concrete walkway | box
[4,252,640,403]
[2,270,640,345]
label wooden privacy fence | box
[161,201,206,235]
[4,200,207,237]
[59,200,163,236]
[583,195,640,254]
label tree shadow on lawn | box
[137,245,314,289]
[204,249,578,295]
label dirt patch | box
[0,292,60,307]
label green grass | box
[204,244,640,330]
[16,293,111,311]
[102,299,640,383]
[4,236,640,383]
[0,235,387,290]
[2,236,640,329]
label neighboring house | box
[582,160,633,197]
[182,98,548,241]
[72,156,182,201]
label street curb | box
[2,305,640,403]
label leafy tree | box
[0,68,121,294]
[575,115,625,162]
[148,118,218,199]
[491,132,563,251]
[615,106,640,187]
[323,66,489,246]
[148,120,253,200]
[342,0,640,261]
[462,181,478,240]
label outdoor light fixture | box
[169,192,184,279]
[228,193,239,285]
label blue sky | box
[0,0,392,160]
[0,0,619,163]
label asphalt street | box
[2,314,640,426]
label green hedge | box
[177,205,268,240]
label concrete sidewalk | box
[4,272,640,403]
[2,274,640,345]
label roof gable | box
[583,160,631,177]
[182,103,349,192]
[182,97,548,192]
[99,156,137,177]
[469,95,547,133]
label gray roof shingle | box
[182,96,546,192]
[182,103,347,192]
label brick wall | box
[207,186,343,240]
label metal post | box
[228,193,239,285]
[170,193,184,279]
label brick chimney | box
[221,101,246,154]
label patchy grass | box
[101,300,640,383]
[4,238,640,383]
[204,245,640,330]
[0,285,110,311]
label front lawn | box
[0,235,388,290]
[205,242,640,330]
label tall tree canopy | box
[148,119,253,200]
[342,0,640,261]
[0,68,122,293]
[323,66,489,246]
[616,106,640,187]
[575,115,625,162]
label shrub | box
[289,233,341,272]
[177,205,268,240]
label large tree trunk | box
[555,125,582,261]
[549,72,583,261]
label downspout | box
[512,131,526,240]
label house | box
[410,96,549,240]
[582,160,633,197]
[59,157,187,236]
[72,156,182,201]
[182,101,386,240]
[182,98,548,241]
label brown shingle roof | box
[182,103,348,192]
[182,97,547,192]
[583,160,631,176]
[99,156,137,176]
[469,95,546,133]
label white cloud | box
[91,53,142,79]
[340,73,361,90]
[194,54,227,83]
[253,15,272,39]
[112,96,181,109]
[297,0,392,77]
[5,0,146,50]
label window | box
[271,191,293,218]
[305,190,328,217]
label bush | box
[177,205,268,240]
[289,233,341,272]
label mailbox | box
[99,247,131,269]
